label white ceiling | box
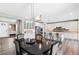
[34,3,79,22]
[0,3,32,19]
[0,3,79,22]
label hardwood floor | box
[0,38,16,55]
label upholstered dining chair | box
[35,34,43,43]
[14,39,22,55]
[14,33,25,55]
[14,39,28,55]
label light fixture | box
[35,15,42,21]
[35,16,40,20]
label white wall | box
[35,22,43,28]
[0,17,16,37]
[0,22,9,37]
[0,17,16,23]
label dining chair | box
[14,39,28,55]
[43,44,53,55]
[43,40,59,55]
[35,34,43,43]
[14,39,22,55]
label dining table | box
[20,39,58,55]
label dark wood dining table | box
[20,40,58,55]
